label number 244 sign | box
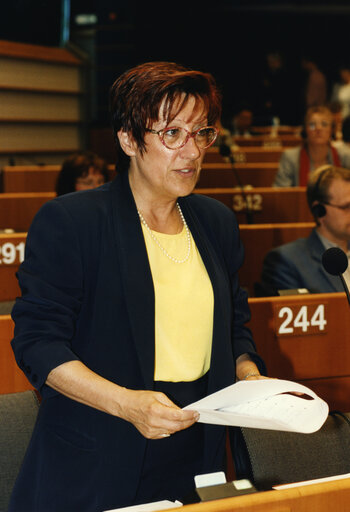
[274,303,327,336]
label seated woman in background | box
[274,105,350,187]
[55,151,109,195]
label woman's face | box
[306,112,332,147]
[125,95,209,204]
[75,167,106,191]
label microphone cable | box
[219,143,254,224]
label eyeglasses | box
[308,120,331,130]
[324,201,350,211]
[146,126,218,150]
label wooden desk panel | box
[198,163,278,188]
[233,147,283,163]
[204,144,300,165]
[252,125,302,136]
[0,315,33,394]
[180,478,350,512]
[202,147,226,164]
[2,165,116,193]
[195,187,313,224]
[204,147,284,164]
[248,293,350,411]
[233,135,302,148]
[239,223,315,297]
[2,165,60,192]
[0,192,55,231]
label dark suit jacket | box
[10,170,265,512]
[260,228,343,295]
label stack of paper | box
[183,379,328,433]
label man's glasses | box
[308,120,331,130]
[146,126,218,150]
[324,201,350,211]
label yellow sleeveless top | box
[140,223,214,382]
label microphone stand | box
[220,144,254,224]
[339,274,350,306]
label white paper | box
[104,500,182,511]
[273,473,350,490]
[183,379,328,434]
[194,471,226,488]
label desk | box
[2,165,60,192]
[195,187,313,224]
[204,147,284,164]
[0,192,55,230]
[238,223,315,297]
[248,293,350,411]
[180,477,350,512]
[198,163,278,188]
[233,148,283,163]
[232,135,301,148]
[252,125,302,136]
[2,165,117,192]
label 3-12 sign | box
[232,194,263,212]
[275,303,327,336]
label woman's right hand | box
[116,388,200,439]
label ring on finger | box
[161,432,171,438]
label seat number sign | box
[274,303,328,337]
[0,242,25,265]
[232,194,263,212]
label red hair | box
[109,61,222,171]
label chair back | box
[0,390,40,511]
[241,412,350,490]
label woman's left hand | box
[236,353,268,381]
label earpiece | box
[308,165,333,220]
[311,203,327,219]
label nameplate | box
[274,302,328,337]
[232,193,263,212]
[0,241,25,265]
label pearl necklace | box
[137,203,191,264]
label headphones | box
[309,165,333,220]
[311,202,327,219]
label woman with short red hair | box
[10,62,265,511]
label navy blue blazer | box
[260,228,344,294]
[10,171,265,511]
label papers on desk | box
[273,473,350,490]
[183,379,328,434]
[104,500,182,511]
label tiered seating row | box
[195,187,313,224]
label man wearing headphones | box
[260,165,350,295]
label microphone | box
[219,142,234,163]
[322,247,350,305]
[219,143,254,224]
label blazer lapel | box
[109,172,155,390]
